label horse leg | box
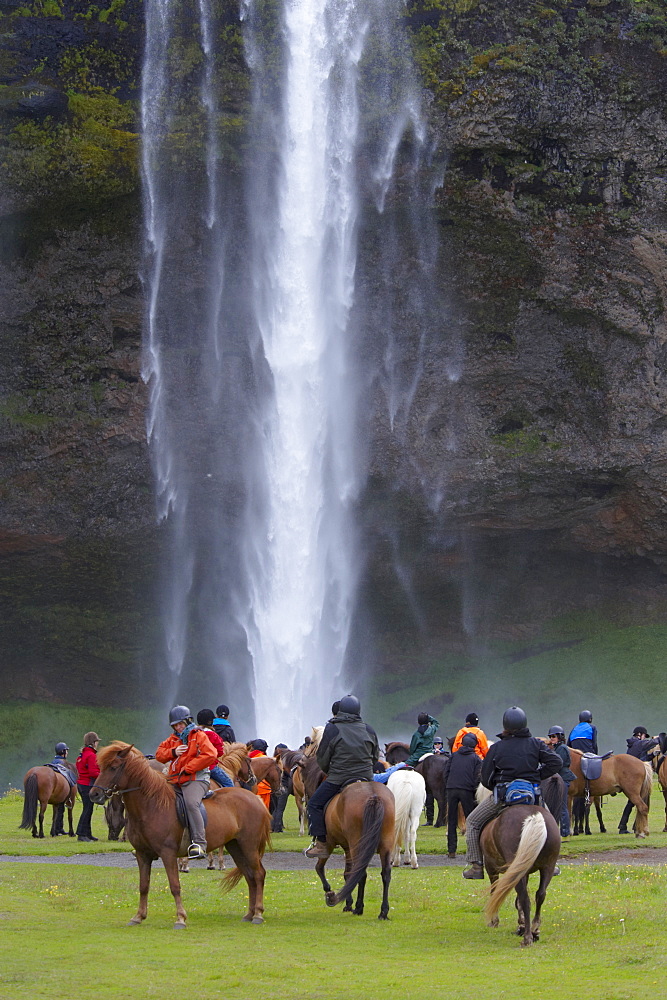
[38,799,47,839]
[531,867,552,941]
[378,847,392,920]
[407,819,418,869]
[342,853,354,912]
[515,876,533,947]
[584,801,592,835]
[434,789,446,828]
[487,873,500,927]
[128,851,154,927]
[628,792,650,837]
[594,798,606,833]
[226,841,265,924]
[352,872,366,916]
[315,856,331,894]
[662,788,667,833]
[162,850,187,929]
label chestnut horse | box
[482,805,561,947]
[89,742,271,928]
[568,750,652,837]
[311,782,395,919]
[20,766,77,838]
[649,744,667,832]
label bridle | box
[94,755,142,799]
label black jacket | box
[552,742,576,782]
[626,736,658,761]
[443,746,482,791]
[317,712,379,785]
[480,729,562,789]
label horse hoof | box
[378,913,389,920]
[173,921,187,930]
[325,891,337,907]
[127,918,142,926]
[251,916,264,925]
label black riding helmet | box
[465,712,479,726]
[55,742,69,756]
[339,694,360,715]
[502,706,527,733]
[547,725,565,737]
[169,705,192,726]
[579,710,593,723]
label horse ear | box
[118,744,135,759]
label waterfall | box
[141,0,432,746]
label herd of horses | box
[18,732,664,946]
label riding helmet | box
[216,704,230,718]
[579,710,593,723]
[547,725,565,737]
[55,742,69,755]
[465,712,479,726]
[251,739,268,752]
[168,704,192,726]
[502,706,527,733]
[461,733,478,748]
[339,694,361,715]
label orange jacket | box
[155,729,219,785]
[451,726,489,760]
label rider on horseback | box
[155,705,219,860]
[49,743,77,785]
[568,710,598,754]
[304,695,380,859]
[462,706,562,880]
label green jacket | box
[406,717,439,766]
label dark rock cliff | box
[1,0,666,706]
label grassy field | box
[2,788,667,998]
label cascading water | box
[141,0,436,746]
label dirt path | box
[2,847,667,869]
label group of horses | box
[18,731,664,946]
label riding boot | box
[462,862,484,879]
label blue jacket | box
[568,722,598,754]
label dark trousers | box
[307,780,342,839]
[619,797,634,831]
[76,784,94,838]
[446,788,477,855]
[425,792,434,824]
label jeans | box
[307,780,342,839]
[210,765,234,788]
[560,779,571,836]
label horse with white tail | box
[387,769,426,868]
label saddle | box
[580,751,613,782]
[174,787,214,830]
[45,762,76,786]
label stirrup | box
[187,843,206,859]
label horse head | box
[90,743,136,803]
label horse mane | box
[221,742,249,776]
[98,742,174,809]
[304,726,324,755]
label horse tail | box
[220,866,245,893]
[20,773,38,830]
[541,774,565,821]
[326,794,385,908]
[639,763,652,809]
[484,812,547,924]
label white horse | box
[388,769,426,868]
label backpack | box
[495,779,540,806]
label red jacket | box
[200,727,225,759]
[76,745,101,786]
[155,728,219,785]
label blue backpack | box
[504,779,540,805]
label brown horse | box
[649,746,667,832]
[481,805,561,947]
[384,741,410,765]
[249,755,282,796]
[20,766,77,838]
[568,750,652,837]
[312,781,395,919]
[273,747,306,832]
[89,742,271,928]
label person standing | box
[568,710,598,753]
[304,695,380,858]
[443,732,482,858]
[405,713,439,767]
[248,739,273,810]
[156,705,219,859]
[462,706,561,879]
[452,712,490,759]
[546,725,575,837]
[618,726,657,834]
[75,732,100,842]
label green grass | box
[3,779,667,858]
[0,858,666,997]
